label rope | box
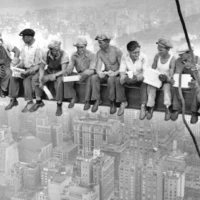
[175,0,200,158]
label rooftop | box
[53,141,78,153]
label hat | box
[48,39,61,50]
[177,43,194,55]
[19,29,35,37]
[73,37,87,46]
[95,34,112,41]
[156,38,173,49]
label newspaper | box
[173,74,192,88]
[143,68,162,88]
[63,75,81,82]
[11,67,25,78]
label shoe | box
[146,107,154,120]
[22,101,34,113]
[171,110,180,121]
[56,104,62,116]
[110,101,117,115]
[190,112,198,124]
[139,104,147,120]
[83,101,91,111]
[0,90,7,98]
[29,101,45,112]
[91,99,102,113]
[68,96,78,108]
[117,101,128,116]
[165,106,171,121]
[5,99,18,110]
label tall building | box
[119,158,136,200]
[51,123,63,147]
[18,136,52,163]
[184,166,200,200]
[8,163,24,194]
[74,117,123,155]
[92,151,115,200]
[0,126,19,174]
[48,175,72,200]
[23,163,41,190]
[163,170,185,200]
[53,141,78,163]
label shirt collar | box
[48,50,62,60]
[74,50,90,58]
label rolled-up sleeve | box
[89,52,96,70]
[119,56,127,73]
[61,51,69,65]
[41,50,48,65]
[4,41,15,52]
[35,47,44,65]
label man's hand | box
[39,81,44,89]
[120,77,126,85]
[159,74,167,82]
[66,68,72,76]
[188,80,197,88]
[0,66,5,78]
[170,78,175,85]
[99,72,106,78]
[49,74,56,81]
[79,73,88,82]
[107,70,116,77]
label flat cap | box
[19,29,35,37]
[177,43,194,54]
[73,37,87,46]
[48,39,61,50]
[156,38,173,49]
[95,34,112,41]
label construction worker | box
[0,32,20,97]
[171,43,200,124]
[31,38,69,116]
[115,41,148,117]
[64,37,96,110]
[146,38,176,121]
[91,34,122,114]
[5,29,43,112]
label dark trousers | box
[0,65,12,92]
[64,73,92,102]
[9,73,37,101]
[32,72,63,102]
[115,76,147,104]
[91,74,117,101]
[172,87,200,112]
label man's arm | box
[114,48,123,76]
[167,57,176,84]
[11,46,20,58]
[151,54,159,69]
[96,51,103,74]
[67,55,76,75]
[83,52,96,76]
[119,56,127,83]
[55,52,69,77]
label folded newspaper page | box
[11,67,25,78]
[143,68,162,88]
[173,74,192,88]
[63,75,81,82]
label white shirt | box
[119,52,148,80]
[21,40,43,69]
[0,39,15,60]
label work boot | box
[190,112,198,124]
[56,103,62,116]
[117,101,128,116]
[91,99,102,113]
[29,101,45,112]
[139,104,147,120]
[146,107,154,120]
[68,96,78,108]
[171,110,180,121]
[165,106,171,121]
[5,99,18,110]
[83,101,91,111]
[22,101,34,113]
[110,101,117,115]
[0,90,7,98]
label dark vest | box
[46,51,63,73]
[0,46,11,67]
